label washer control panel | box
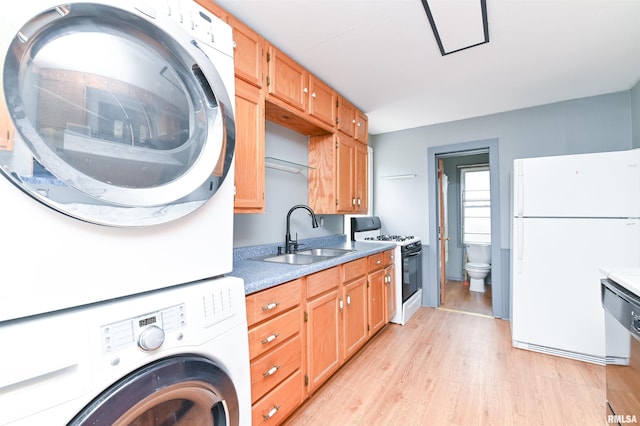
[101,304,185,354]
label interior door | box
[438,159,447,304]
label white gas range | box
[351,217,423,325]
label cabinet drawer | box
[306,266,340,299]
[248,307,300,360]
[246,279,302,326]
[252,370,303,425]
[250,334,302,403]
[368,252,384,271]
[343,257,367,282]
[383,249,395,266]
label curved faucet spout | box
[285,204,319,254]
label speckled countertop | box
[231,235,395,295]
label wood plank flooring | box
[441,280,492,317]
[283,307,605,425]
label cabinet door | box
[233,78,265,212]
[267,46,307,112]
[307,74,336,128]
[385,263,396,323]
[354,110,368,144]
[230,16,264,88]
[368,268,386,336]
[336,135,354,213]
[354,142,368,213]
[306,289,341,394]
[336,95,355,136]
[342,276,368,360]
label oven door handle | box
[404,251,422,257]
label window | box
[461,166,491,244]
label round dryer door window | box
[1,2,235,226]
[68,356,240,425]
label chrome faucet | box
[284,204,319,254]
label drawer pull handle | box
[263,364,281,377]
[262,302,280,312]
[376,260,381,264]
[263,405,280,421]
[261,333,279,345]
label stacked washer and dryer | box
[0,1,250,424]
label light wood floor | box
[283,307,605,425]
[441,280,493,317]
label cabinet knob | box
[303,87,309,93]
[311,92,317,98]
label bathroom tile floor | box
[283,307,604,425]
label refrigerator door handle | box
[515,159,524,216]
[515,217,524,273]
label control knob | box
[138,325,165,351]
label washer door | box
[1,2,235,226]
[69,356,239,425]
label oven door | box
[70,356,239,426]
[402,244,422,302]
[1,1,234,227]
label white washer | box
[0,276,251,425]
[0,0,237,321]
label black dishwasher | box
[601,278,640,425]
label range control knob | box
[138,325,165,351]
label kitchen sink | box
[255,253,330,265]
[296,248,355,257]
[253,248,355,265]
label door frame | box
[426,138,505,318]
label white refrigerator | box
[511,149,640,364]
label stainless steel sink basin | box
[252,248,355,265]
[255,253,330,265]
[296,248,355,257]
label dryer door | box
[1,2,234,226]
[69,356,240,425]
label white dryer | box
[0,276,251,425]
[0,0,237,321]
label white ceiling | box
[212,0,640,135]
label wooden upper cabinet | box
[233,78,265,213]
[266,45,307,112]
[337,95,368,144]
[308,133,367,214]
[307,74,336,128]
[336,95,356,137]
[355,110,368,144]
[229,15,264,88]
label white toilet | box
[465,244,491,293]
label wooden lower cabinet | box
[342,258,368,360]
[252,370,304,425]
[246,279,304,424]
[245,251,396,424]
[305,267,341,394]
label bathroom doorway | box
[426,139,505,319]
[438,154,492,316]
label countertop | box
[231,235,396,295]
[600,266,640,297]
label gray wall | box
[370,90,635,317]
[233,122,342,248]
[370,90,633,250]
[632,81,640,148]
